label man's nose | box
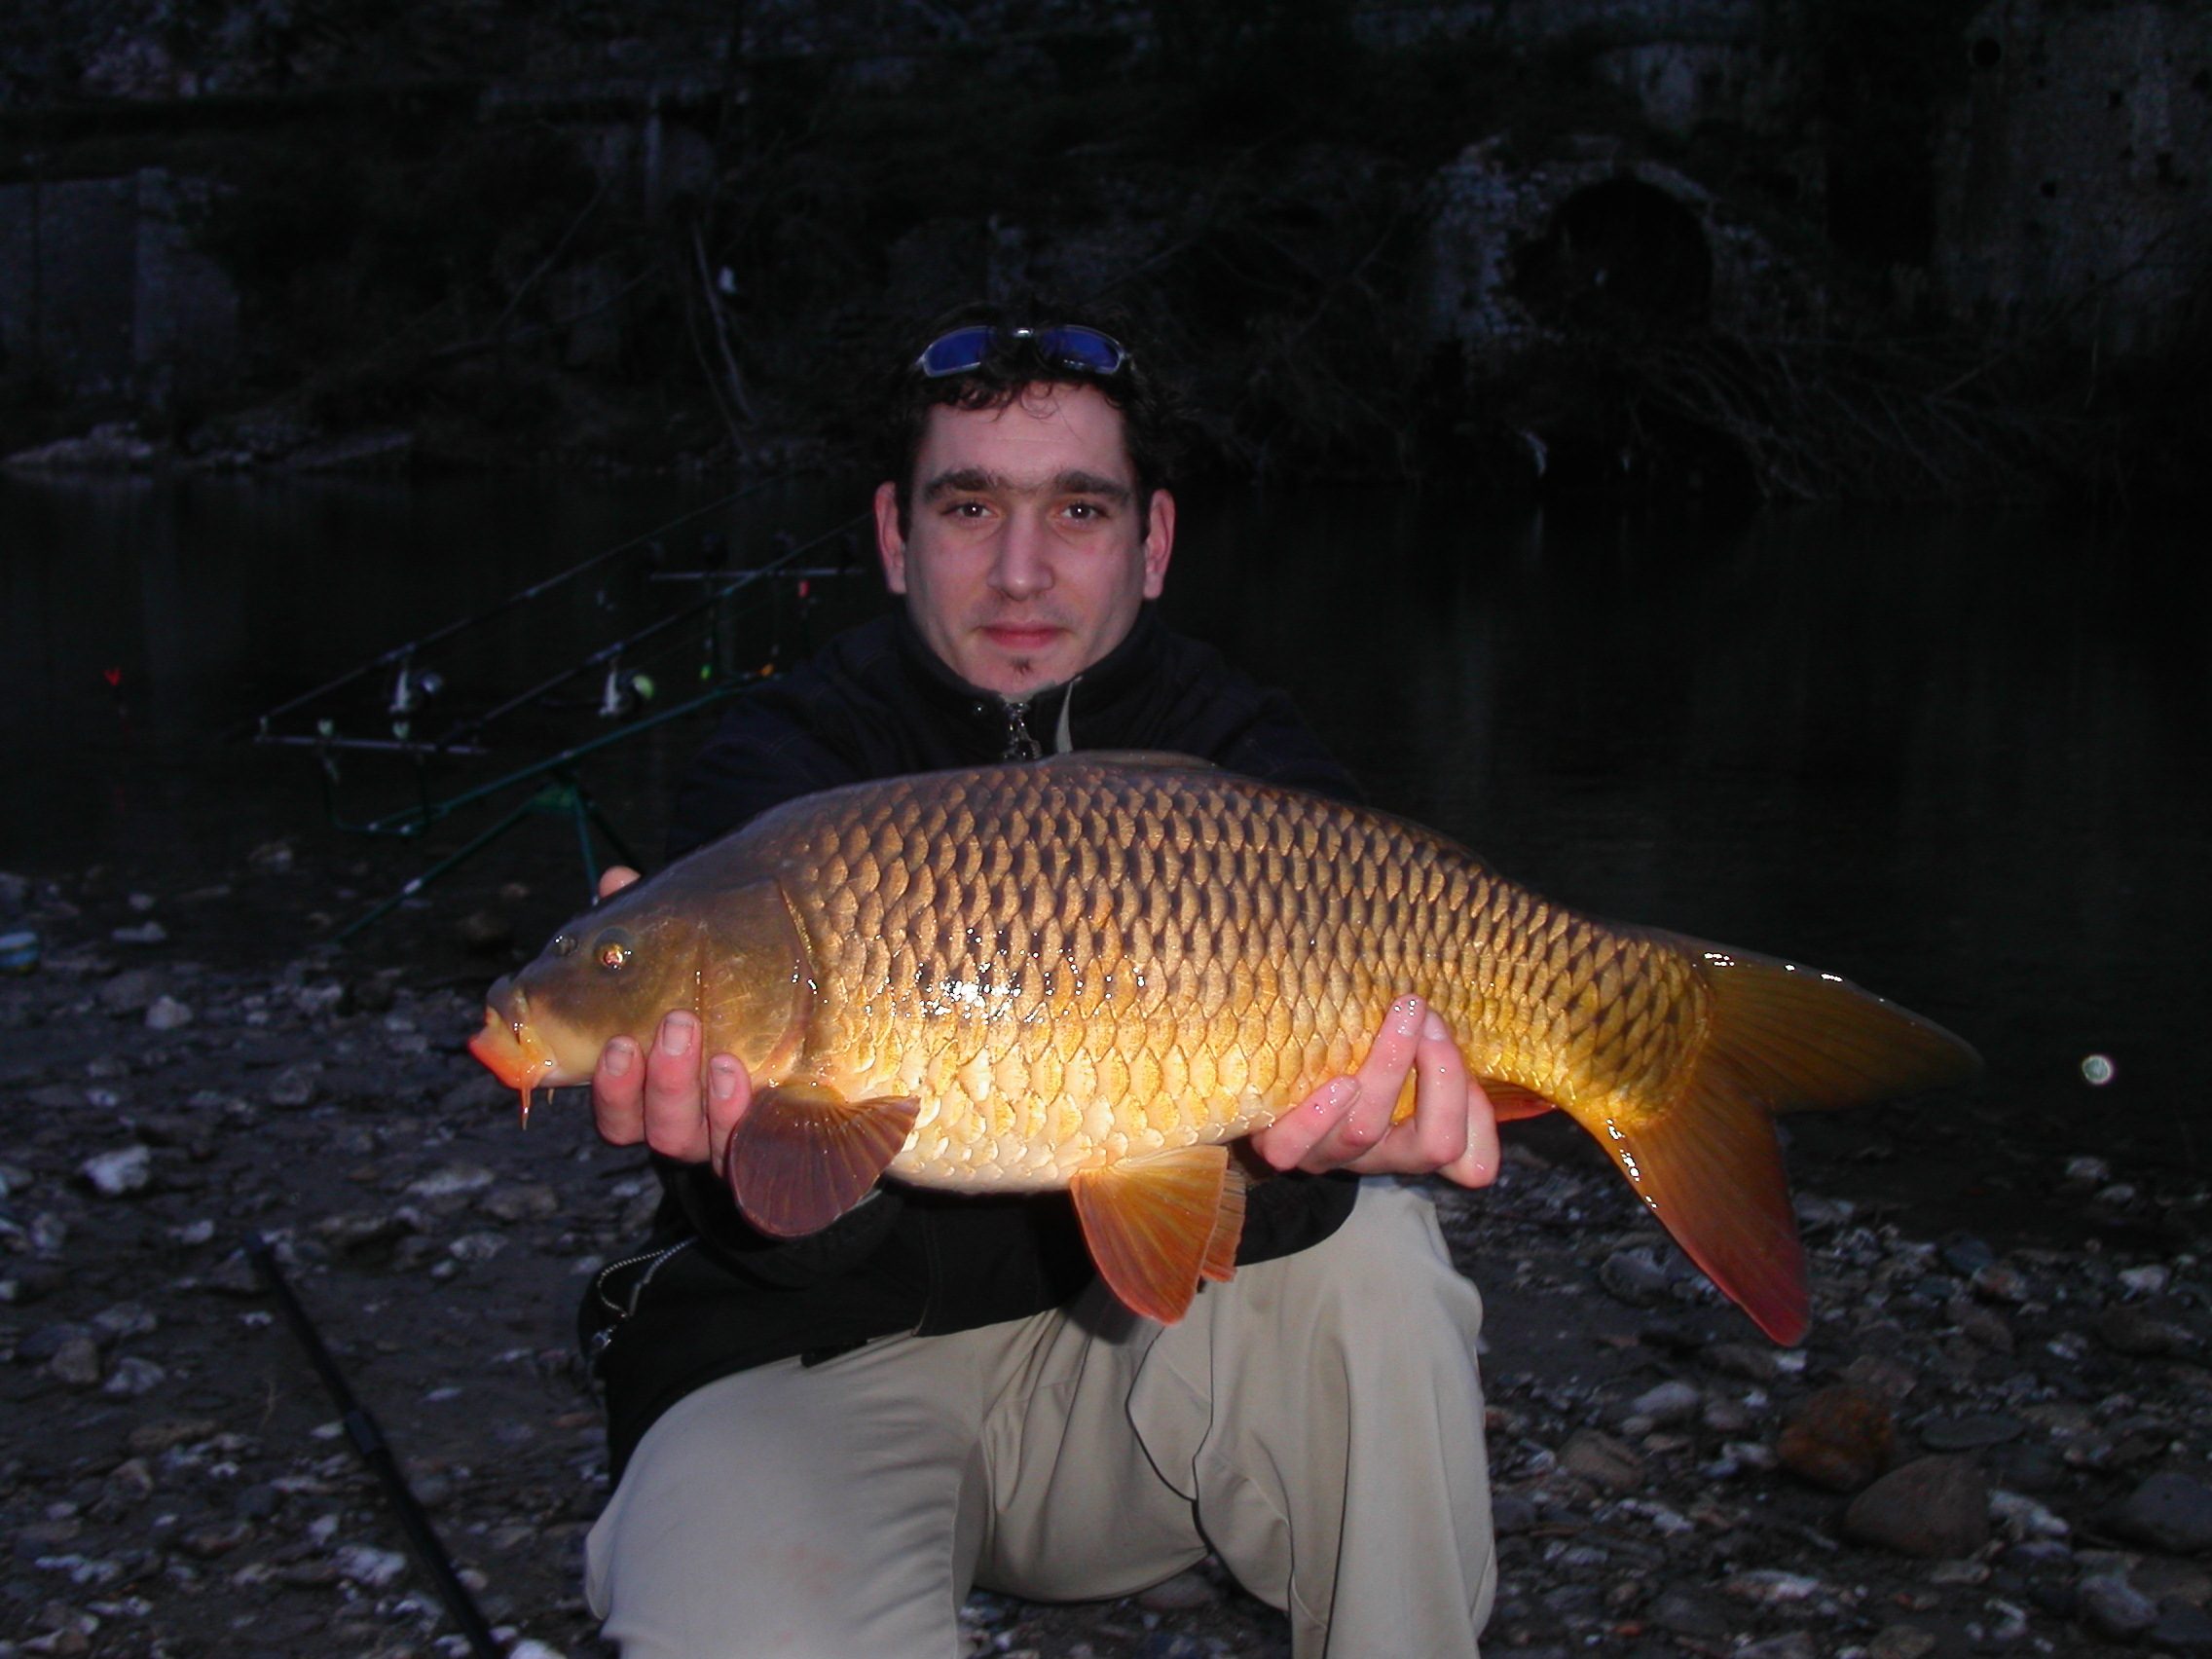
[989,511,1053,598]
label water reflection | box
[2,474,2203,1166]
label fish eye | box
[594,929,634,971]
[552,934,579,957]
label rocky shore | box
[2,851,2208,1659]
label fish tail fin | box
[1687,940,1982,1117]
[1592,939,1979,1346]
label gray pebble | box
[1919,1412,2024,1451]
[144,995,195,1030]
[92,1302,157,1339]
[1597,1246,1670,1306]
[409,1164,498,1199]
[1644,1587,1729,1639]
[2112,1471,2212,1555]
[234,1484,281,1520]
[79,1144,153,1198]
[449,1231,509,1263]
[17,1320,100,1364]
[98,968,165,1013]
[1940,1235,1996,1274]
[1735,1635,1819,1659]
[102,1355,167,1395]
[1626,1380,1702,1426]
[2153,1601,2212,1650]
[49,1333,103,1385]
[2076,1574,2158,1640]
[264,1062,322,1109]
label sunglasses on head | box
[912,323,1130,380]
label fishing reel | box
[598,662,657,719]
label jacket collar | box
[892,606,1170,762]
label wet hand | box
[588,866,753,1168]
[1250,995,1499,1188]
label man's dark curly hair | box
[880,298,1195,535]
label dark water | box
[4,472,2206,1176]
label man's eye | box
[1063,501,1106,521]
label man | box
[579,304,1499,1657]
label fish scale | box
[754,764,1499,1186]
[471,753,1980,1340]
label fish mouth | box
[468,982,563,1121]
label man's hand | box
[589,866,752,1168]
[1248,996,1499,1189]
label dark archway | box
[1511,177,1714,335]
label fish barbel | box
[469,754,1977,1340]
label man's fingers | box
[1445,1074,1502,1189]
[703,1053,753,1170]
[639,1011,711,1162]
[591,1036,646,1146]
[590,1012,749,1171]
[597,864,642,901]
[1405,1011,1474,1170]
[1305,995,1423,1165]
[1253,1075,1356,1170]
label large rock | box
[1842,1456,1990,1559]
[2111,1471,2212,1556]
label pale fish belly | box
[819,962,1348,1191]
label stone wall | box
[0,168,238,407]
[1935,0,2211,353]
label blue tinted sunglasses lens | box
[913,324,1127,378]
[916,326,997,378]
[1033,326,1126,374]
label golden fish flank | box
[469,754,1979,1339]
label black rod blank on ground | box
[243,1233,503,1659]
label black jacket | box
[586,605,1363,1478]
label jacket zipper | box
[996,697,1041,760]
[585,1238,695,1367]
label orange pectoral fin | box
[726,1084,919,1238]
[1071,1144,1241,1324]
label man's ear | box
[1141,488,1176,599]
[874,480,908,594]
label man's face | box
[875,384,1175,698]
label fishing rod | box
[243,1234,502,1659]
[240,477,781,741]
[429,512,868,751]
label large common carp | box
[469,754,1977,1342]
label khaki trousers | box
[584,1183,1493,1658]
